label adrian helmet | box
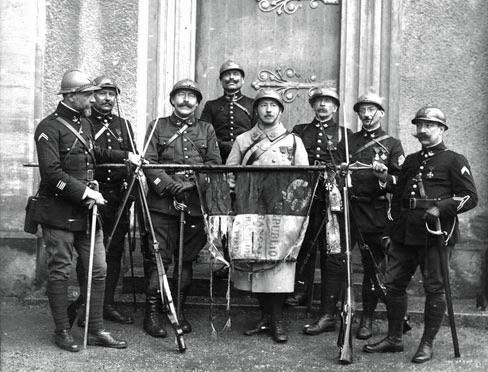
[219,60,245,79]
[353,92,385,113]
[253,89,284,112]
[92,75,121,94]
[169,79,203,103]
[411,105,447,129]
[308,87,340,107]
[57,69,99,95]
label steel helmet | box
[93,75,121,94]
[57,69,99,95]
[219,60,245,79]
[253,89,284,112]
[411,105,448,129]
[308,87,340,107]
[169,79,203,103]
[353,92,385,112]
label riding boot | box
[173,262,193,333]
[303,276,341,335]
[363,295,407,353]
[143,293,167,338]
[244,294,271,336]
[103,256,133,324]
[356,281,379,340]
[270,293,288,343]
[412,295,446,363]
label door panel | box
[195,0,341,130]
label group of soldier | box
[32,60,477,364]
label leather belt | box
[69,169,95,181]
[350,195,387,203]
[402,198,439,209]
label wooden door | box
[195,0,341,130]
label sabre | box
[173,198,188,325]
[83,180,100,350]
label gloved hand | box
[165,181,195,196]
[372,161,388,182]
[127,152,148,166]
[424,206,440,226]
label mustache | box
[412,133,428,139]
[177,102,195,108]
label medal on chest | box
[426,166,434,179]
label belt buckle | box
[87,169,94,181]
[409,198,416,209]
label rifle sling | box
[353,134,390,157]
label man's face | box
[312,97,338,121]
[256,98,281,126]
[415,120,445,147]
[171,89,199,117]
[69,91,95,112]
[220,70,244,93]
[93,88,117,114]
[357,104,384,131]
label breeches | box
[43,227,106,281]
[384,240,453,297]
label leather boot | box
[270,293,288,343]
[173,262,193,333]
[412,341,433,363]
[143,294,167,338]
[103,304,133,324]
[244,294,271,336]
[54,329,80,352]
[411,295,446,363]
[87,329,128,349]
[363,295,407,353]
[303,314,335,335]
[103,256,134,324]
[356,314,373,340]
[356,287,378,340]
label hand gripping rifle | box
[337,126,354,365]
[426,218,460,358]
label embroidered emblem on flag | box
[56,180,66,190]
[154,178,161,185]
[38,133,49,142]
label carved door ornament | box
[252,66,336,103]
[257,0,339,16]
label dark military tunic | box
[384,141,477,296]
[387,141,478,246]
[143,113,222,265]
[200,91,254,162]
[337,126,405,233]
[89,108,134,259]
[35,102,128,231]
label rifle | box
[337,125,354,364]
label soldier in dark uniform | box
[143,79,222,337]
[336,92,405,340]
[34,69,141,352]
[285,88,352,336]
[74,76,135,326]
[200,60,254,278]
[364,106,478,363]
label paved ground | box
[2,299,488,372]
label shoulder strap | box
[183,133,206,162]
[244,131,290,165]
[157,121,189,156]
[56,117,96,163]
[233,101,252,120]
[353,134,391,156]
